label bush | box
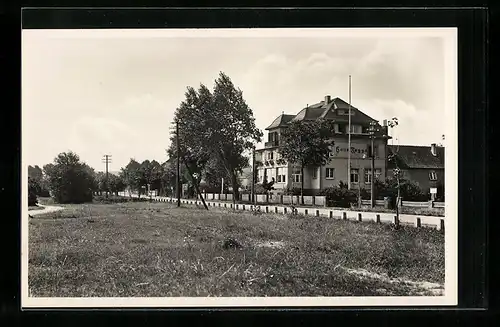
[28,177,38,206]
[93,195,149,204]
[375,177,428,202]
[44,152,95,204]
[282,186,301,196]
[254,184,270,195]
[319,186,358,208]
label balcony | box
[265,140,280,148]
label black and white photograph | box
[21,27,458,307]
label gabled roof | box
[388,145,444,169]
[265,114,296,130]
[266,96,381,131]
[291,105,325,122]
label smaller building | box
[387,144,445,200]
[238,167,254,191]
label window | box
[267,151,274,160]
[364,168,382,184]
[350,169,359,183]
[364,169,372,184]
[277,167,287,183]
[326,168,335,179]
[349,125,362,134]
[266,168,276,182]
[292,168,302,183]
[338,124,347,133]
[312,167,318,179]
[429,171,437,181]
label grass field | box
[28,200,445,297]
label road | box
[28,205,65,216]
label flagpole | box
[348,75,352,190]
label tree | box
[43,151,95,204]
[148,160,164,195]
[160,159,177,196]
[168,85,212,198]
[28,177,39,206]
[120,159,142,197]
[278,119,336,203]
[28,165,43,181]
[210,73,262,202]
[108,174,126,196]
[28,165,50,196]
[94,171,106,195]
[172,72,262,203]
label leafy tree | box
[28,165,43,181]
[43,151,95,203]
[28,177,39,206]
[278,119,336,203]
[210,73,262,202]
[94,171,106,195]
[168,85,213,198]
[172,72,262,203]
[108,174,126,195]
[28,165,50,196]
[160,160,177,196]
[120,159,142,197]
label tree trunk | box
[230,170,239,205]
[300,165,305,205]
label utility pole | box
[369,121,377,208]
[251,146,256,205]
[176,121,181,207]
[348,75,352,190]
[102,154,112,199]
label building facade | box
[255,95,390,195]
[387,144,445,200]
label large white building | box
[255,95,389,195]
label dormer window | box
[349,125,362,134]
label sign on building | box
[329,141,370,159]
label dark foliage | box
[319,186,358,208]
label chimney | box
[383,119,387,127]
[324,95,331,104]
[431,143,437,156]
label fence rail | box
[120,193,445,231]
[200,193,444,209]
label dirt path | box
[28,205,65,216]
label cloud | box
[354,98,445,146]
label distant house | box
[387,144,445,199]
[238,167,253,191]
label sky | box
[22,28,453,172]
